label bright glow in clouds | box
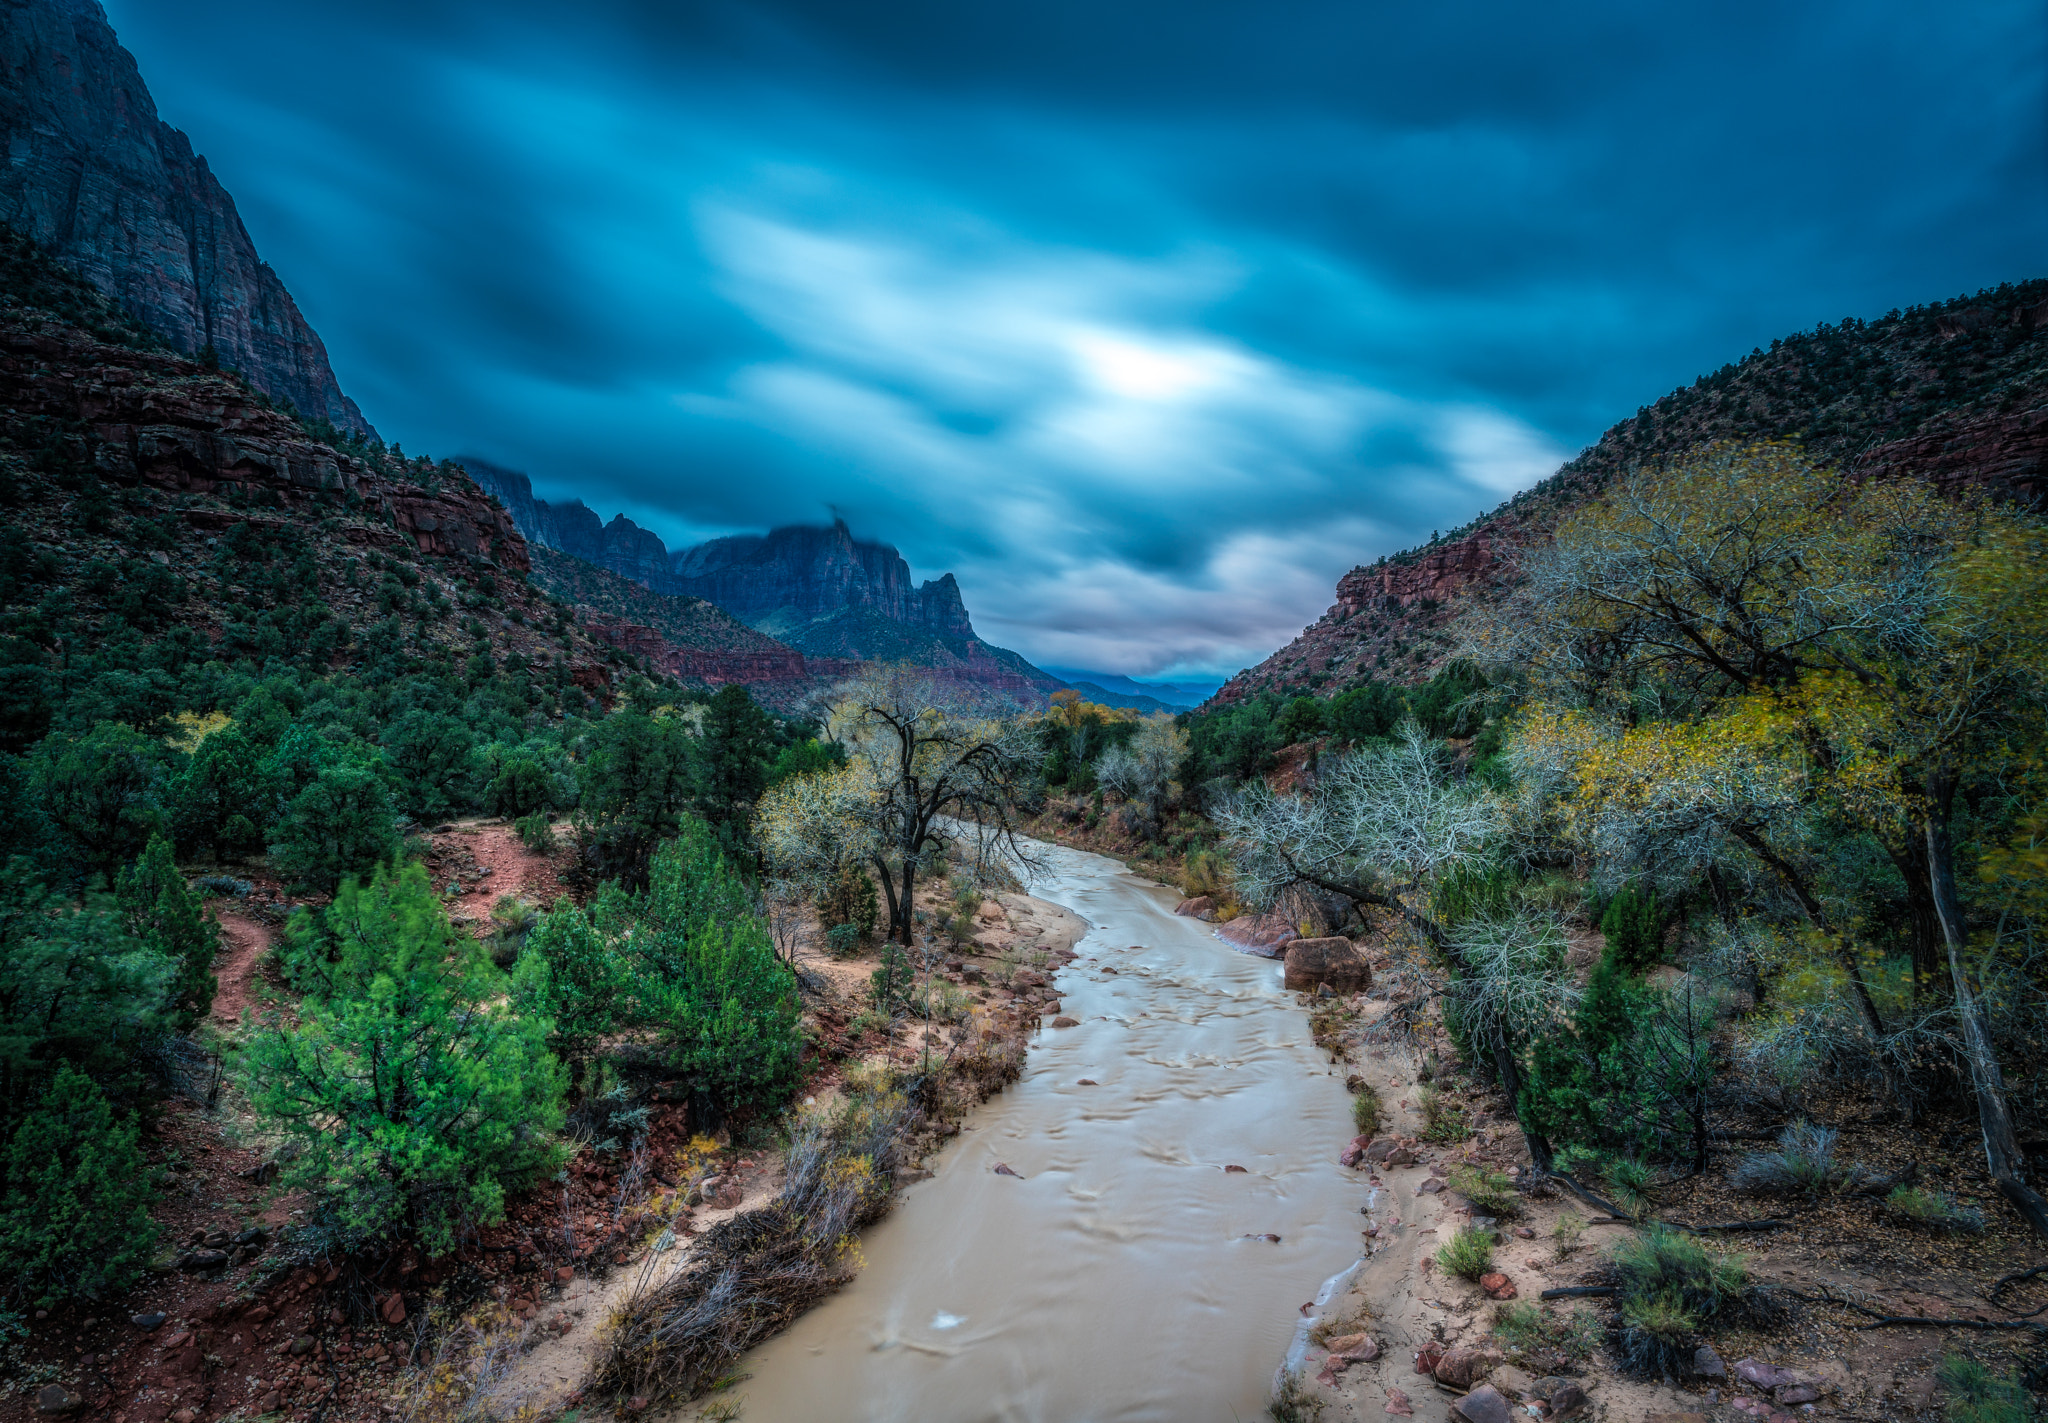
[102,0,2044,680]
[679,202,1562,673]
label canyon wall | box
[0,0,374,438]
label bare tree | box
[758,666,1043,947]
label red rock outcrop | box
[577,611,811,686]
[0,0,374,436]
[0,316,520,568]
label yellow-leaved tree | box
[1482,443,2048,1237]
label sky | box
[106,0,2048,680]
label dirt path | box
[210,910,276,1027]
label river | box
[735,840,1365,1422]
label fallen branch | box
[1779,1287,2048,1335]
[1539,1286,1618,1300]
[1667,1219,1789,1233]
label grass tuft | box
[1449,1164,1520,1218]
[1351,1080,1383,1137]
[1937,1353,2038,1423]
[1885,1185,1986,1233]
[1436,1226,1496,1281]
[1732,1120,1867,1196]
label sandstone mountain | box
[0,0,374,439]
[459,456,1061,699]
[0,227,822,710]
[1211,278,2048,707]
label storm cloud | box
[106,0,2048,677]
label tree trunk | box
[1925,812,2048,1241]
[1881,836,1944,998]
[1488,1037,1554,1173]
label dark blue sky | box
[107,0,2047,678]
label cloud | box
[100,0,2048,677]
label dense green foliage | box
[245,862,569,1252]
[0,1066,159,1307]
[519,818,803,1123]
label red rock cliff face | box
[0,0,374,438]
[0,316,518,567]
[577,612,811,687]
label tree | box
[0,1065,159,1307]
[575,710,698,889]
[116,834,219,1025]
[243,862,568,1253]
[380,709,478,823]
[1481,444,2048,1236]
[171,721,271,859]
[759,667,1042,946]
[1095,712,1189,832]
[35,722,167,891]
[696,685,774,862]
[269,765,401,893]
[0,863,175,1114]
[1216,724,1564,1166]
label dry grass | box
[588,1089,914,1407]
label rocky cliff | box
[1211,278,2048,706]
[459,456,1060,699]
[670,520,978,641]
[0,0,373,438]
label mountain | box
[0,0,374,439]
[1210,278,2048,707]
[459,456,1061,699]
[1041,667,1220,710]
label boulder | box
[1339,1135,1375,1167]
[1051,1016,1079,1028]
[1775,1385,1821,1406]
[1452,1385,1512,1423]
[1547,1381,1590,1418]
[1383,1146,1418,1166]
[1283,936,1372,993]
[1695,1345,1729,1379]
[1216,912,1300,958]
[1324,1332,1381,1361]
[1174,896,1215,918]
[1479,1272,1519,1299]
[1417,1176,1446,1194]
[1386,1387,1414,1417]
[1413,1342,1446,1376]
[379,1292,407,1325]
[1735,1359,1800,1390]
[1433,1344,1504,1389]
[34,1386,81,1414]
[131,1312,166,1330]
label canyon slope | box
[461,457,1061,700]
[0,0,374,439]
[1212,279,2048,706]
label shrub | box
[1732,1121,1857,1195]
[1417,1085,1470,1142]
[381,711,478,823]
[1936,1353,2038,1423]
[848,1007,892,1038]
[485,896,538,969]
[0,1065,159,1307]
[514,812,556,854]
[116,833,219,1025]
[1182,847,1231,899]
[1351,1080,1383,1137]
[1885,1185,1985,1233]
[1436,1226,1495,1280]
[513,901,623,1045]
[1449,1164,1520,1218]
[0,864,176,1110]
[243,862,569,1253]
[1599,883,1663,973]
[871,942,912,1014]
[1609,1225,1746,1375]
[818,865,880,951]
[269,765,401,893]
[1492,1302,1602,1364]
[170,722,272,859]
[1553,1209,1586,1256]
[487,757,554,820]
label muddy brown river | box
[736,841,1365,1422]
